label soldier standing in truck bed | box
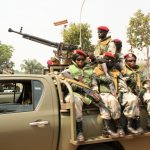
[94,26,123,82]
[94,26,112,57]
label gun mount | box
[8,27,78,65]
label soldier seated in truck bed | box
[60,49,101,142]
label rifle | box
[8,27,78,63]
[93,56,119,97]
[60,76,111,113]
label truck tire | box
[78,143,115,150]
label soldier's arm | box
[107,41,116,54]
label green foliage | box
[63,23,95,53]
[20,59,45,74]
[0,43,14,65]
[127,9,150,50]
[127,10,150,79]
[0,43,14,73]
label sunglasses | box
[104,57,114,62]
[127,60,136,62]
[76,57,85,61]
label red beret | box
[104,52,115,58]
[73,49,87,57]
[97,26,109,31]
[124,53,137,59]
[113,39,122,43]
[47,60,52,65]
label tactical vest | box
[94,36,111,56]
[69,64,93,85]
[122,64,141,89]
[93,65,120,93]
[110,69,121,92]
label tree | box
[127,9,150,50]
[127,9,150,78]
[0,43,14,72]
[63,23,95,53]
[20,59,45,74]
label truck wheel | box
[79,144,115,150]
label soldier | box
[94,52,125,138]
[112,39,124,71]
[94,26,111,56]
[139,79,150,129]
[50,57,60,65]
[95,26,122,55]
[94,26,122,81]
[121,53,144,134]
[112,39,122,54]
[61,49,99,142]
[47,60,52,67]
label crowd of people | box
[49,25,150,142]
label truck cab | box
[0,73,150,150]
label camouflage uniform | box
[121,63,141,118]
[94,36,113,57]
[94,65,121,120]
[61,49,99,141]
[121,53,143,134]
[94,26,120,58]
[94,55,125,138]
[63,62,98,121]
[95,37,124,58]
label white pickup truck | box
[0,74,150,150]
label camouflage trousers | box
[65,92,92,122]
[99,93,121,120]
[143,92,150,115]
[121,92,140,118]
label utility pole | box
[79,0,86,49]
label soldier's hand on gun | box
[91,92,101,102]
[71,83,78,90]
[105,75,113,84]
[122,76,130,82]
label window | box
[0,80,43,114]
[32,80,43,107]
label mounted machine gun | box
[8,27,78,65]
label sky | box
[0,0,149,70]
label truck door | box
[0,78,58,150]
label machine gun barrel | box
[8,28,78,51]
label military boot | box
[102,119,119,138]
[127,117,139,134]
[115,119,125,137]
[76,121,85,142]
[135,117,144,135]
